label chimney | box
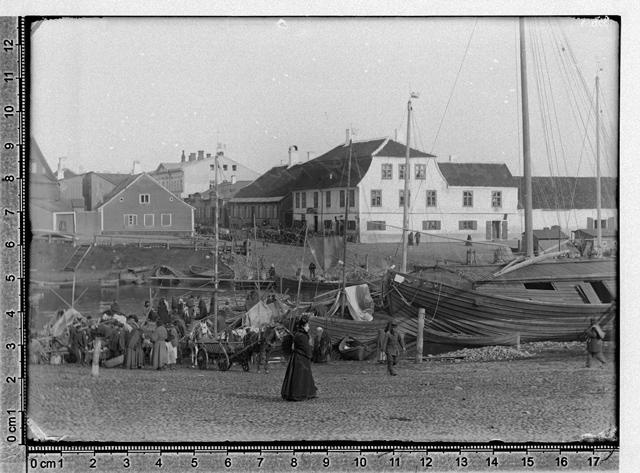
[189,152,196,162]
[181,150,186,163]
[131,160,141,174]
[345,129,351,145]
[288,145,298,167]
[449,154,457,162]
[231,175,236,185]
[56,157,66,180]
[197,150,204,161]
[394,129,398,141]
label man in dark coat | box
[312,327,331,363]
[157,297,171,325]
[281,315,317,401]
[382,320,406,376]
[198,297,209,319]
[308,261,316,279]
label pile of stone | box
[520,340,583,352]
[443,345,533,362]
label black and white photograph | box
[3,4,636,470]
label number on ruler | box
[3,39,13,51]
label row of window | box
[294,189,356,209]
[316,219,357,230]
[381,163,427,180]
[366,220,479,231]
[230,204,278,219]
[124,213,173,227]
[370,189,502,208]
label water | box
[29,282,251,329]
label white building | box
[290,137,520,243]
[151,147,260,198]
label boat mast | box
[213,150,219,335]
[519,17,534,258]
[340,130,353,317]
[595,73,602,254]
[401,95,415,273]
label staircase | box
[62,244,93,272]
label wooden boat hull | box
[189,264,235,280]
[386,264,616,351]
[338,336,374,361]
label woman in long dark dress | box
[281,315,317,401]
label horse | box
[187,320,212,367]
[242,325,281,373]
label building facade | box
[152,149,259,199]
[97,173,194,236]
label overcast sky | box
[31,17,618,178]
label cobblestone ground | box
[27,346,616,443]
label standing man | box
[382,320,406,376]
[414,231,421,246]
[308,261,316,279]
[585,319,606,368]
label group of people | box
[406,231,421,246]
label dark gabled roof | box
[515,176,618,210]
[190,180,252,200]
[99,174,140,205]
[437,162,516,187]
[30,137,57,181]
[532,227,569,240]
[234,138,433,199]
[574,228,618,238]
[233,165,297,198]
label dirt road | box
[28,344,616,443]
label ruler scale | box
[1,14,27,473]
[0,15,620,473]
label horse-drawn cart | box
[195,337,259,371]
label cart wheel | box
[241,361,250,372]
[197,350,208,370]
[215,341,230,371]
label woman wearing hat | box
[281,315,317,401]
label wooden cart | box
[195,337,259,371]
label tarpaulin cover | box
[243,300,286,328]
[327,284,374,321]
[50,308,85,345]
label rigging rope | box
[429,19,478,155]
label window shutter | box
[485,221,492,240]
[587,217,594,229]
[501,220,508,240]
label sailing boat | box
[384,18,617,353]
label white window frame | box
[422,220,441,230]
[124,214,138,226]
[491,191,502,208]
[381,163,393,180]
[371,189,382,207]
[463,191,473,208]
[459,220,477,230]
[415,164,426,180]
[139,193,150,204]
[161,213,172,227]
[367,221,386,231]
[399,163,408,180]
[426,190,437,207]
[144,214,155,227]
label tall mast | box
[340,131,352,317]
[401,95,415,273]
[595,74,602,254]
[213,151,219,334]
[519,17,534,258]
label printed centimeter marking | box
[1,14,25,473]
[23,445,619,472]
